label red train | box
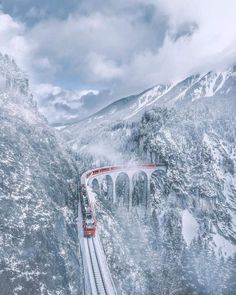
[86,164,158,179]
[80,184,96,237]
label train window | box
[86,222,94,229]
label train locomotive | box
[80,184,96,237]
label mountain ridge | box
[61,65,236,146]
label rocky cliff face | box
[0,53,28,96]
[0,54,82,295]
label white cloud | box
[0,11,55,84]
[87,53,123,80]
[33,83,110,124]
[0,0,236,118]
[114,0,236,93]
[34,83,99,103]
[26,11,161,81]
[34,83,62,98]
[151,0,236,80]
[0,12,30,69]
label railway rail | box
[87,238,108,295]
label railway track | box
[87,237,108,295]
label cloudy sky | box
[0,0,236,123]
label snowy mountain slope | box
[60,65,236,294]
[0,54,83,295]
[76,103,236,294]
[61,66,236,140]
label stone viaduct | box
[84,164,167,210]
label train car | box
[142,164,157,169]
[83,210,96,237]
[80,184,96,237]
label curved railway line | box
[79,164,166,295]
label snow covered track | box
[87,238,108,295]
[81,231,117,295]
[82,235,117,295]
